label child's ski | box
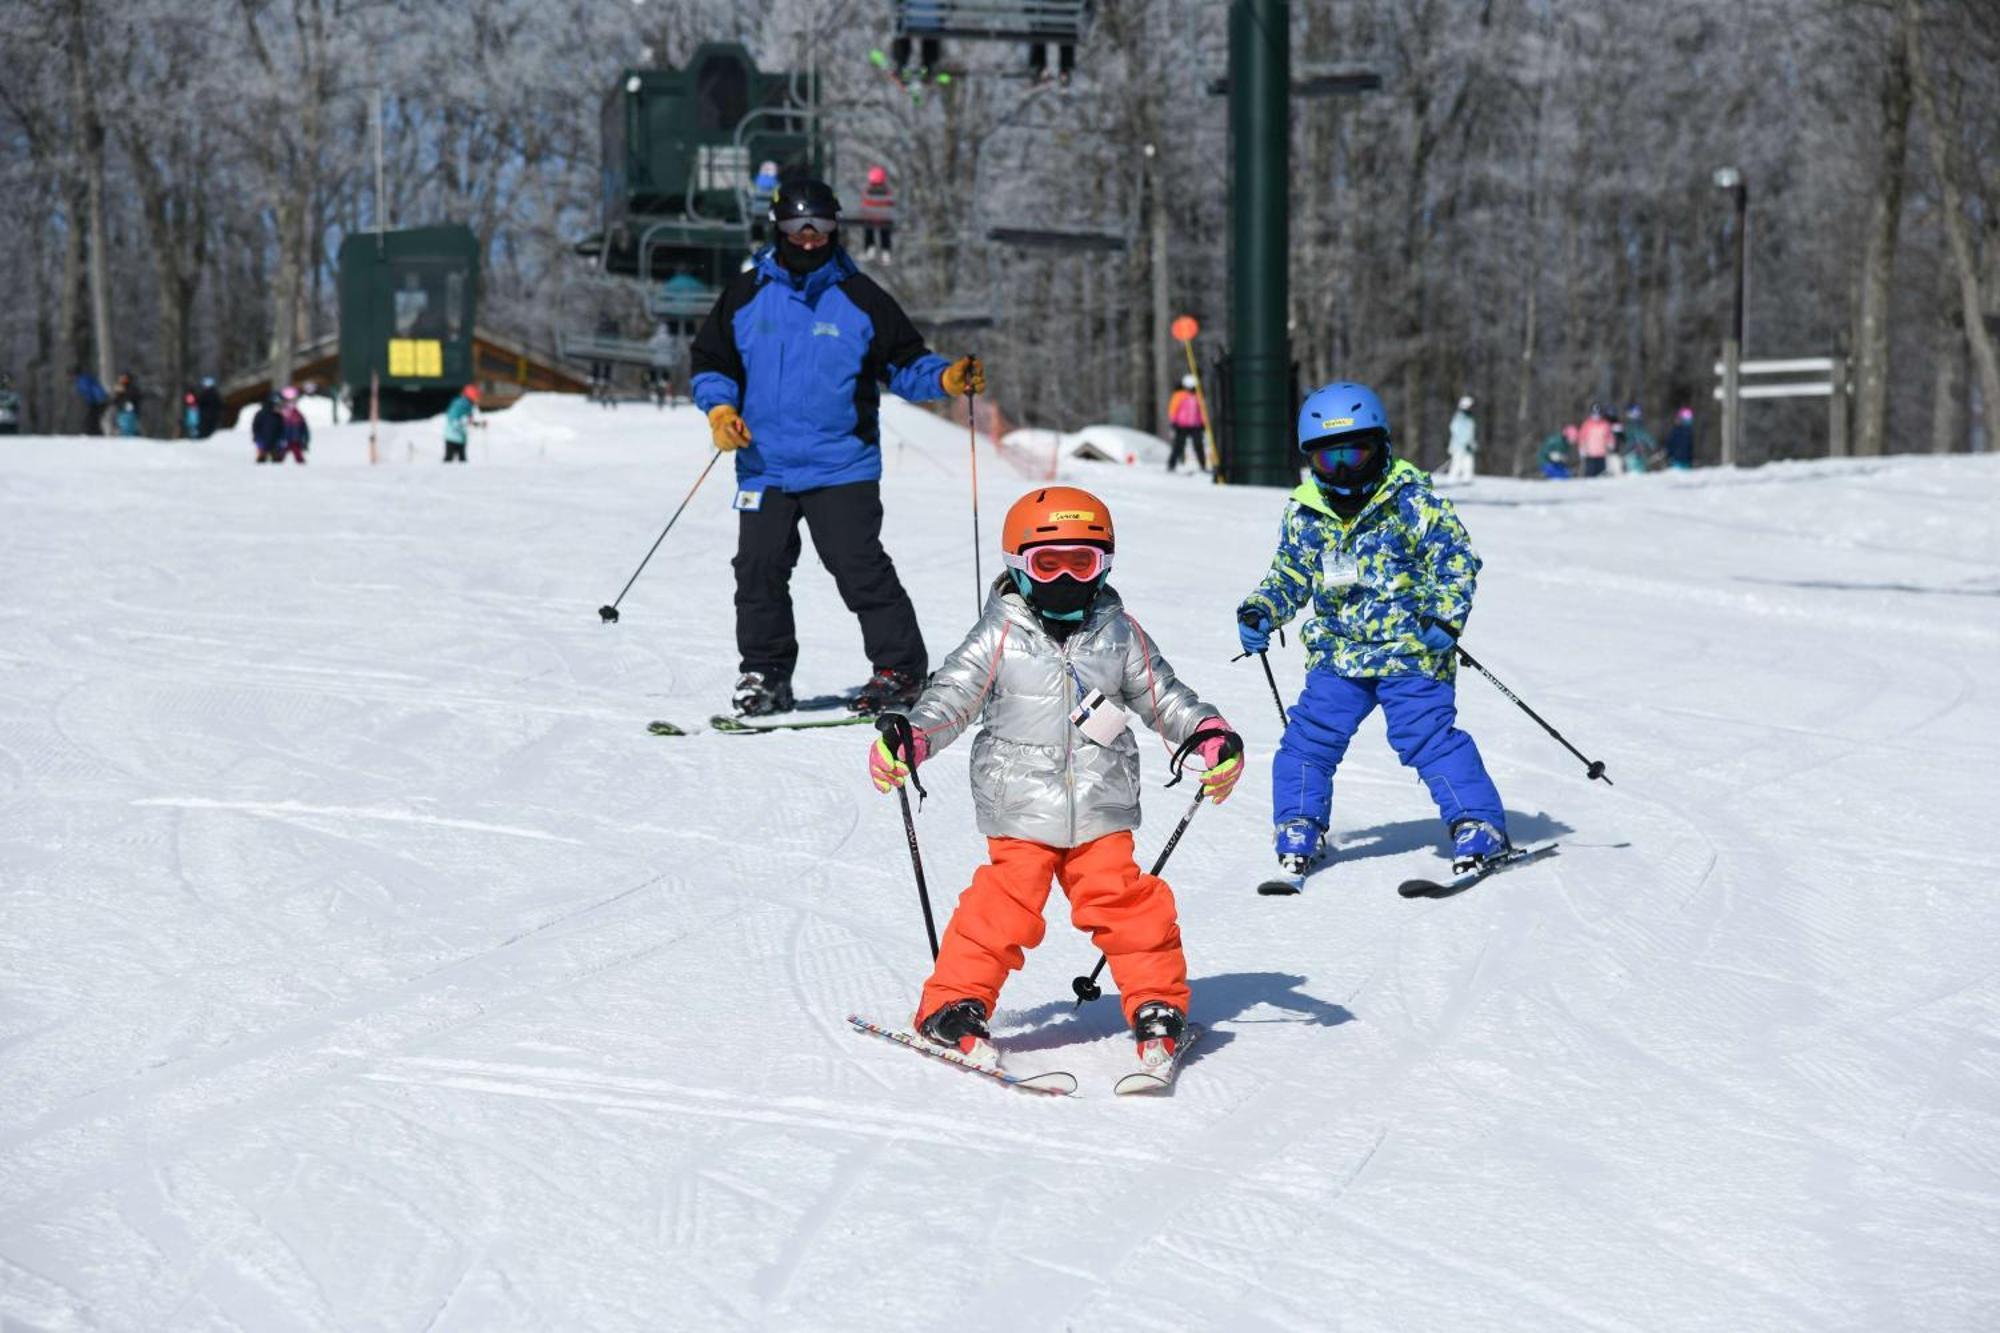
[1397,842,1559,899]
[847,1015,1077,1097]
[1113,1022,1204,1096]
[1256,855,1329,896]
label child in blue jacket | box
[1237,381,1509,884]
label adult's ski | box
[1397,842,1559,899]
[646,691,865,737]
[847,1015,1077,1097]
[1113,1022,1204,1096]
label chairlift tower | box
[1216,2,1381,486]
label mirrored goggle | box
[1309,443,1374,474]
[776,216,837,236]
[1003,543,1112,583]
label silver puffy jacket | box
[903,580,1223,848]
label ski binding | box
[1114,1022,1204,1095]
[847,1015,1077,1097]
[1398,842,1559,899]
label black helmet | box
[769,177,841,224]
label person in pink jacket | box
[1165,375,1207,473]
[1576,405,1615,478]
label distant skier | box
[0,372,20,435]
[1443,394,1478,483]
[443,383,482,462]
[1236,381,1510,887]
[1165,374,1207,472]
[1537,424,1577,479]
[1620,402,1658,473]
[74,369,109,435]
[112,372,143,437]
[1576,405,1615,478]
[278,386,309,463]
[858,165,895,263]
[195,377,223,438]
[181,391,201,440]
[250,393,284,464]
[868,486,1242,1078]
[1665,406,1696,470]
[691,175,983,718]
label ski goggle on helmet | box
[1000,485,1115,575]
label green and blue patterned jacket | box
[1238,460,1479,681]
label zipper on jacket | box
[1060,633,1079,847]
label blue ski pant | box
[1273,670,1505,834]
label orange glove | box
[707,404,751,450]
[941,356,985,397]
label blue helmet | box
[1297,381,1391,454]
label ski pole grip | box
[877,713,928,799]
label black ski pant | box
[445,439,467,462]
[734,480,926,682]
[1169,426,1205,471]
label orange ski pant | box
[915,831,1189,1030]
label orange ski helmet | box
[1001,485,1114,555]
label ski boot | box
[1274,819,1326,876]
[1132,1001,1186,1073]
[731,671,794,718]
[1450,819,1511,873]
[849,667,923,715]
[918,998,996,1067]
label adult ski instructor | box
[691,176,984,717]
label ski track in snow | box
[2,400,1998,1331]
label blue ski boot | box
[1274,819,1325,877]
[1451,819,1511,873]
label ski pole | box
[879,714,940,960]
[965,356,983,616]
[597,448,724,624]
[1455,643,1613,785]
[1231,623,1290,730]
[1071,725,1240,1007]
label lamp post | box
[1713,166,1747,467]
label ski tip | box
[1397,879,1445,899]
[1256,879,1303,896]
[646,720,687,736]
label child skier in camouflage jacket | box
[1237,381,1510,882]
[868,486,1243,1074]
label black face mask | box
[778,235,837,274]
[1024,573,1101,619]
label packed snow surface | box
[3,397,1997,1331]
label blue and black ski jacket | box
[690,246,950,494]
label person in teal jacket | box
[1237,381,1509,882]
[443,384,482,462]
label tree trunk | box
[58,181,89,432]
[1850,39,1911,457]
[1929,299,1965,454]
[65,0,115,397]
[1905,0,2000,456]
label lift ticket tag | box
[1322,547,1360,588]
[1069,688,1129,746]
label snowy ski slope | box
[2,397,1997,1331]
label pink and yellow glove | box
[1193,717,1244,805]
[869,729,930,793]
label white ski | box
[847,1014,1077,1097]
[1113,1022,1204,1095]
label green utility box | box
[338,225,480,415]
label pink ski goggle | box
[1003,543,1113,583]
